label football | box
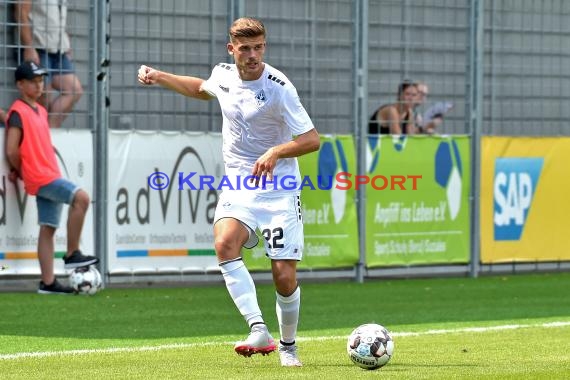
[347,323,394,370]
[69,266,103,295]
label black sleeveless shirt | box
[368,105,413,134]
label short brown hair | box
[229,17,266,42]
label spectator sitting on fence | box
[15,0,83,128]
[368,80,418,135]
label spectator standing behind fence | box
[15,0,83,128]
[138,17,320,366]
[4,61,98,294]
[368,80,418,135]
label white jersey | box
[202,62,315,197]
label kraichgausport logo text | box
[147,172,422,191]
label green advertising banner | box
[365,135,471,267]
[243,135,359,270]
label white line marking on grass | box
[2,320,569,361]
[389,321,570,337]
[0,342,218,360]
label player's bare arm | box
[251,128,320,180]
[379,106,402,135]
[14,1,39,64]
[137,65,213,100]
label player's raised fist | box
[138,65,156,85]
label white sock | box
[276,286,301,344]
[220,259,264,327]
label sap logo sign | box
[493,157,543,241]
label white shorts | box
[214,192,304,260]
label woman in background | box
[369,80,418,135]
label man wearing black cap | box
[4,61,98,294]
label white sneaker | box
[278,343,302,367]
[234,324,276,357]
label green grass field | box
[1,272,569,379]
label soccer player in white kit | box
[138,17,320,366]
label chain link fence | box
[1,0,569,135]
[482,0,570,135]
[0,1,92,130]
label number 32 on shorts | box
[262,227,284,249]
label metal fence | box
[1,1,570,286]
[1,0,569,135]
[482,0,570,135]
[0,1,93,130]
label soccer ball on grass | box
[69,266,102,295]
[347,323,394,370]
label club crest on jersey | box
[255,89,267,107]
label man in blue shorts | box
[5,61,98,294]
